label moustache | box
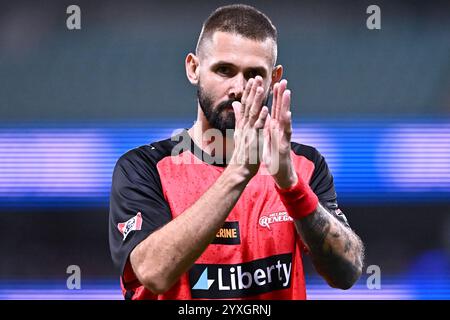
[217,94,270,112]
[217,99,240,112]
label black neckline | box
[173,129,228,167]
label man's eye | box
[246,71,260,79]
[217,66,231,75]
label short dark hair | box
[196,4,278,64]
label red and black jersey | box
[109,130,349,300]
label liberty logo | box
[192,268,215,290]
[189,253,292,299]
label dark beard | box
[197,85,270,135]
[197,88,236,135]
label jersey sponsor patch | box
[259,211,293,230]
[117,212,143,241]
[189,253,292,299]
[211,221,240,245]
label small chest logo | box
[117,212,143,241]
[259,211,293,230]
[212,221,240,245]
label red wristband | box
[275,178,319,220]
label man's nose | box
[228,74,246,100]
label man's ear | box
[271,65,283,87]
[185,53,200,85]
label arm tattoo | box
[294,203,364,289]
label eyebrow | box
[211,61,268,77]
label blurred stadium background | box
[0,0,449,299]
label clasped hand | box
[231,76,298,189]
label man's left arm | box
[275,159,364,289]
[263,79,364,289]
[294,201,364,289]
[282,143,364,290]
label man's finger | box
[277,79,287,120]
[262,112,271,160]
[253,105,269,129]
[270,121,280,163]
[241,78,253,119]
[244,79,258,121]
[285,110,293,139]
[249,86,265,126]
[282,89,291,115]
[232,101,243,127]
[264,112,271,131]
[271,83,279,120]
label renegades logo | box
[117,212,143,241]
[259,211,293,230]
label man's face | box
[196,31,275,134]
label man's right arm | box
[130,165,248,294]
[129,77,267,294]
